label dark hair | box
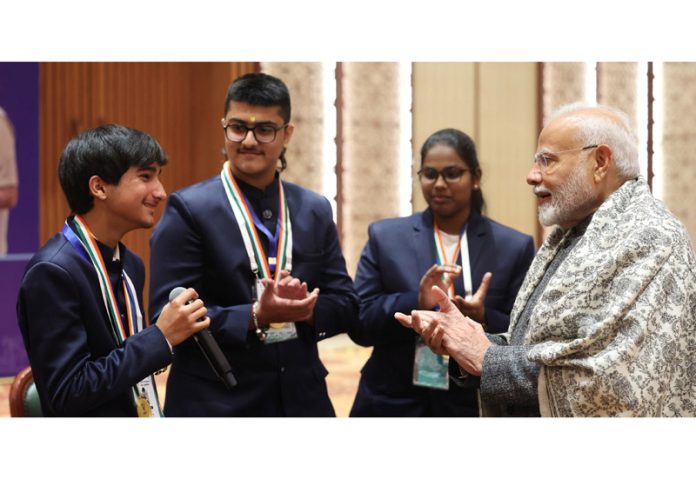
[224,72,291,171]
[420,128,485,214]
[58,124,167,214]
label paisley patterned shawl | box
[510,177,696,416]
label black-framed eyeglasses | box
[533,144,598,172]
[417,166,469,184]
[221,118,288,144]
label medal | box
[136,388,154,417]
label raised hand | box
[256,274,319,326]
[156,287,210,346]
[275,269,309,300]
[418,263,461,309]
[396,285,491,375]
[397,284,460,355]
[452,272,492,325]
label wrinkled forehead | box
[538,116,581,152]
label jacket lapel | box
[464,211,487,291]
[413,210,436,285]
[414,210,489,296]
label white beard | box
[537,164,596,227]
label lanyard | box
[241,190,280,273]
[220,161,293,280]
[61,216,163,416]
[62,216,139,342]
[433,222,473,299]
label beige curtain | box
[260,62,324,194]
[260,62,403,276]
[341,62,402,276]
[662,63,696,243]
[542,62,587,123]
[597,62,640,130]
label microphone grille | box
[168,287,187,303]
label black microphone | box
[169,287,237,389]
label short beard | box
[537,163,596,228]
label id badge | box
[135,375,163,417]
[413,337,450,390]
[255,277,298,344]
[264,321,298,344]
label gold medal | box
[136,389,153,417]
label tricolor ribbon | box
[220,161,293,280]
[433,222,472,299]
[61,215,163,417]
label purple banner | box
[0,62,39,377]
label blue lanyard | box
[61,220,137,340]
[240,192,281,273]
[61,222,91,263]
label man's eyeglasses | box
[221,119,288,144]
[417,166,469,184]
[533,144,598,172]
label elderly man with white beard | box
[396,103,696,417]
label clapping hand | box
[452,272,492,326]
[418,264,461,310]
[256,270,319,325]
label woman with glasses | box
[348,128,535,417]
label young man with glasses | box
[348,128,534,417]
[148,72,358,417]
[397,104,696,417]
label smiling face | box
[102,164,167,231]
[223,101,294,188]
[528,116,599,228]
[420,143,480,224]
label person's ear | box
[88,175,108,201]
[593,145,612,182]
[473,167,482,189]
[283,123,295,147]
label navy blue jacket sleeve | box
[149,187,358,347]
[349,222,419,347]
[17,260,172,416]
[148,191,253,346]
[310,197,360,340]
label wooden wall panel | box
[39,62,258,312]
[412,63,477,212]
[478,63,539,240]
[412,63,538,241]
[40,63,95,248]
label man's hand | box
[256,273,319,326]
[156,287,209,346]
[452,272,492,325]
[275,269,309,300]
[396,283,462,355]
[418,264,461,309]
[396,285,492,376]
